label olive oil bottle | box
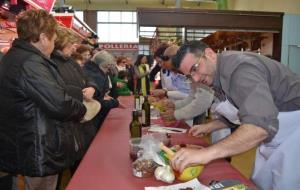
[134,90,140,110]
[141,96,150,127]
[130,110,142,138]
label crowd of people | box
[0,8,300,190]
[0,9,153,190]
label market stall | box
[66,96,258,190]
[0,0,56,52]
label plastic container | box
[129,138,143,161]
[132,159,157,178]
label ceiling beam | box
[137,8,283,31]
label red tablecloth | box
[66,96,258,190]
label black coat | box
[83,60,110,100]
[0,39,86,176]
[83,61,119,128]
[126,65,135,92]
[51,51,98,160]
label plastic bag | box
[132,134,166,178]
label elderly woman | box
[51,27,100,174]
[0,10,87,190]
[83,50,120,128]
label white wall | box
[281,14,300,76]
[230,0,300,13]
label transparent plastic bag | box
[132,134,166,177]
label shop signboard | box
[99,43,139,50]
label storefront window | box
[97,11,138,42]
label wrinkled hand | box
[189,123,214,138]
[82,87,95,101]
[151,89,167,98]
[170,147,212,173]
[116,82,125,88]
[160,99,175,109]
[189,120,227,138]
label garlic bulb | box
[154,165,175,183]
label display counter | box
[66,96,258,190]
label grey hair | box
[92,50,115,69]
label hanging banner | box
[53,13,91,39]
[54,14,73,28]
[23,0,55,12]
[99,43,139,50]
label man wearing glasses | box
[152,45,215,128]
[170,41,300,190]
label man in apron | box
[169,41,300,189]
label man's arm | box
[189,119,228,137]
[171,124,268,172]
[174,87,213,120]
[206,124,268,160]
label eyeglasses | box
[185,55,202,78]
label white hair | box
[92,50,115,69]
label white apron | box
[213,99,300,189]
[251,110,300,190]
[210,99,237,143]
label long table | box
[67,96,258,190]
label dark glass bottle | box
[134,90,140,110]
[141,96,151,127]
[130,110,142,138]
[139,91,144,110]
